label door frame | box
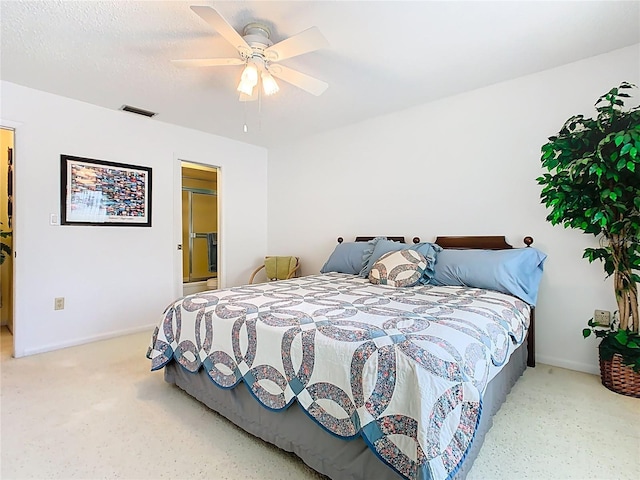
[1,119,20,358]
[173,155,221,299]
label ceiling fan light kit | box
[173,6,329,100]
[261,70,279,96]
[237,62,259,96]
[236,56,279,97]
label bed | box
[147,235,545,480]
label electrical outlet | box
[594,309,611,326]
[54,297,65,310]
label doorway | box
[1,127,14,339]
[181,162,218,296]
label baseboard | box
[536,354,600,376]
[16,323,156,358]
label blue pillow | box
[431,248,547,305]
[321,241,373,275]
[409,242,443,284]
[360,239,405,277]
[359,236,386,275]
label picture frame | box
[60,154,152,227]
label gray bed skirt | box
[164,342,528,480]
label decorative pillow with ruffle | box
[368,249,427,287]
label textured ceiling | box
[1,1,639,148]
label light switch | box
[50,213,59,225]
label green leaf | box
[614,135,624,147]
[615,329,629,345]
[628,161,635,172]
[631,147,637,159]
[583,328,592,338]
[621,143,632,155]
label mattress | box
[148,273,531,480]
[164,341,527,479]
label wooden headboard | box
[435,235,534,249]
[338,235,534,249]
[338,236,420,244]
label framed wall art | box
[60,154,152,227]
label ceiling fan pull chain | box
[243,101,249,133]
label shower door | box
[182,189,217,283]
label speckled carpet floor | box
[1,326,638,479]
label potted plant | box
[537,81,640,397]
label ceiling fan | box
[173,6,329,101]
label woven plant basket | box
[599,353,640,398]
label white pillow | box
[368,249,427,287]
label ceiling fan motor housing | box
[241,23,273,60]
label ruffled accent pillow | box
[360,239,442,284]
[368,249,428,287]
[410,242,442,284]
[360,238,403,277]
[358,236,387,276]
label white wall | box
[1,81,268,357]
[267,44,640,375]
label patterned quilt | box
[147,273,530,480]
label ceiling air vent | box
[120,105,157,118]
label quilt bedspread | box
[147,273,530,480]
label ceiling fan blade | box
[264,27,329,62]
[190,6,251,56]
[172,58,244,67]
[269,65,328,96]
